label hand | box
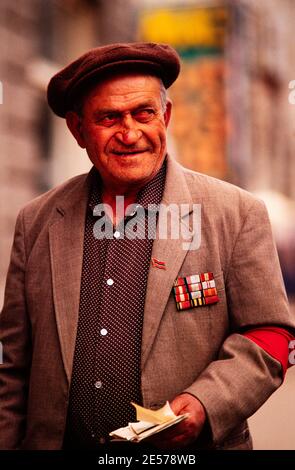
[148,393,207,449]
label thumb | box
[169,394,189,415]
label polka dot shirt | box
[63,160,166,449]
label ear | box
[65,111,86,148]
[163,99,172,128]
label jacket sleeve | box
[184,198,294,444]
[0,209,31,449]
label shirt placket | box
[93,213,149,439]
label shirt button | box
[113,230,120,239]
[94,380,102,389]
[107,278,114,286]
[130,204,140,217]
[100,328,108,336]
[99,437,106,444]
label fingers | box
[148,415,199,449]
[151,425,196,449]
[148,394,207,449]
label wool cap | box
[47,42,181,117]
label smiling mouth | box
[111,149,149,157]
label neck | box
[101,185,141,226]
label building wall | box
[231,0,295,199]
[0,0,43,303]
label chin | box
[115,171,151,185]
[111,164,156,182]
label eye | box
[96,114,119,127]
[132,108,155,123]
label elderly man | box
[0,43,294,451]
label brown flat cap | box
[47,42,181,117]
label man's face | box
[67,74,171,191]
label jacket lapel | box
[141,156,201,370]
[49,173,91,383]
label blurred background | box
[0,0,294,449]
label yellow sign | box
[138,7,229,48]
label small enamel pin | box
[173,272,219,311]
[151,257,166,270]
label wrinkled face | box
[68,74,171,191]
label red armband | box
[242,327,294,378]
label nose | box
[115,113,142,145]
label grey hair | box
[159,79,168,113]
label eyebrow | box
[92,100,157,118]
